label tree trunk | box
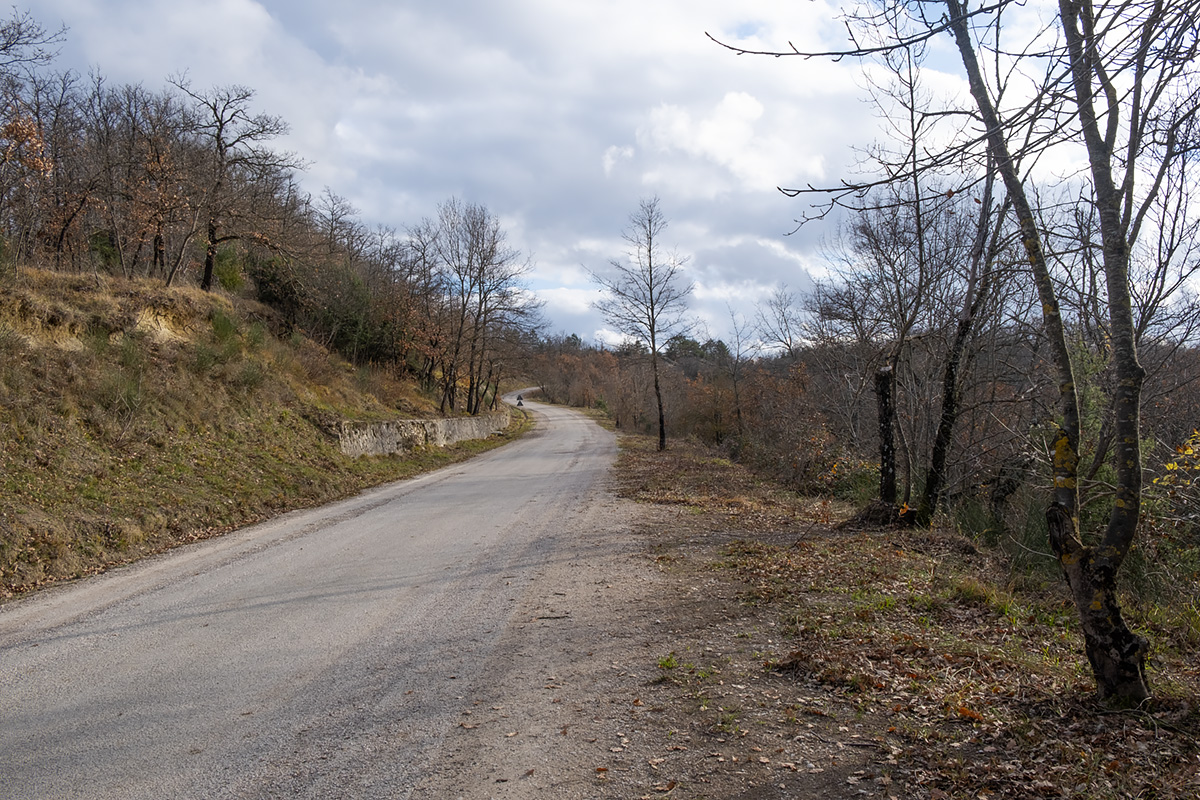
[1047,505,1150,704]
[201,218,217,291]
[440,364,456,413]
[153,232,165,277]
[1049,0,1151,703]
[948,0,1150,702]
[946,0,1082,518]
[915,318,969,527]
[876,365,897,505]
[652,351,666,451]
[915,179,998,527]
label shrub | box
[214,246,244,292]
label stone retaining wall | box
[337,411,511,458]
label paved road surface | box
[0,396,617,799]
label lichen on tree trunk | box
[1047,504,1150,704]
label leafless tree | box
[428,198,541,414]
[712,0,1200,704]
[590,197,694,451]
[0,10,62,76]
[168,78,301,290]
[755,285,806,360]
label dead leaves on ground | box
[620,433,1200,799]
[719,534,1200,798]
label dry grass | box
[0,268,524,596]
[615,434,1200,799]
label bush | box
[1149,430,1200,543]
[88,230,120,270]
[214,246,244,292]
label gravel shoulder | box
[411,443,884,800]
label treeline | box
[0,11,539,413]
[533,187,1200,556]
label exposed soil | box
[412,433,1200,800]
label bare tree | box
[425,198,540,414]
[721,305,759,436]
[712,0,1200,704]
[168,78,301,290]
[0,9,63,81]
[590,197,693,451]
[755,284,806,360]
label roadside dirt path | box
[412,403,888,800]
[410,494,890,800]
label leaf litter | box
[411,430,1198,799]
[610,434,1200,799]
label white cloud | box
[639,91,815,192]
[603,146,635,177]
[35,0,881,342]
[537,286,598,317]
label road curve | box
[0,396,617,799]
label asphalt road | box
[0,396,617,799]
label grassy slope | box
[0,269,525,597]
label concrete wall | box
[337,411,511,458]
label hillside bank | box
[0,269,527,597]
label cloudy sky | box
[36,0,897,345]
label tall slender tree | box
[590,197,693,451]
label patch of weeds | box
[98,371,144,423]
[213,246,244,291]
[0,322,25,353]
[657,652,680,670]
[245,322,266,351]
[910,592,946,614]
[211,309,239,343]
[946,575,994,607]
[191,343,221,374]
[232,361,265,392]
[83,325,111,355]
[117,332,146,372]
[714,709,742,734]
